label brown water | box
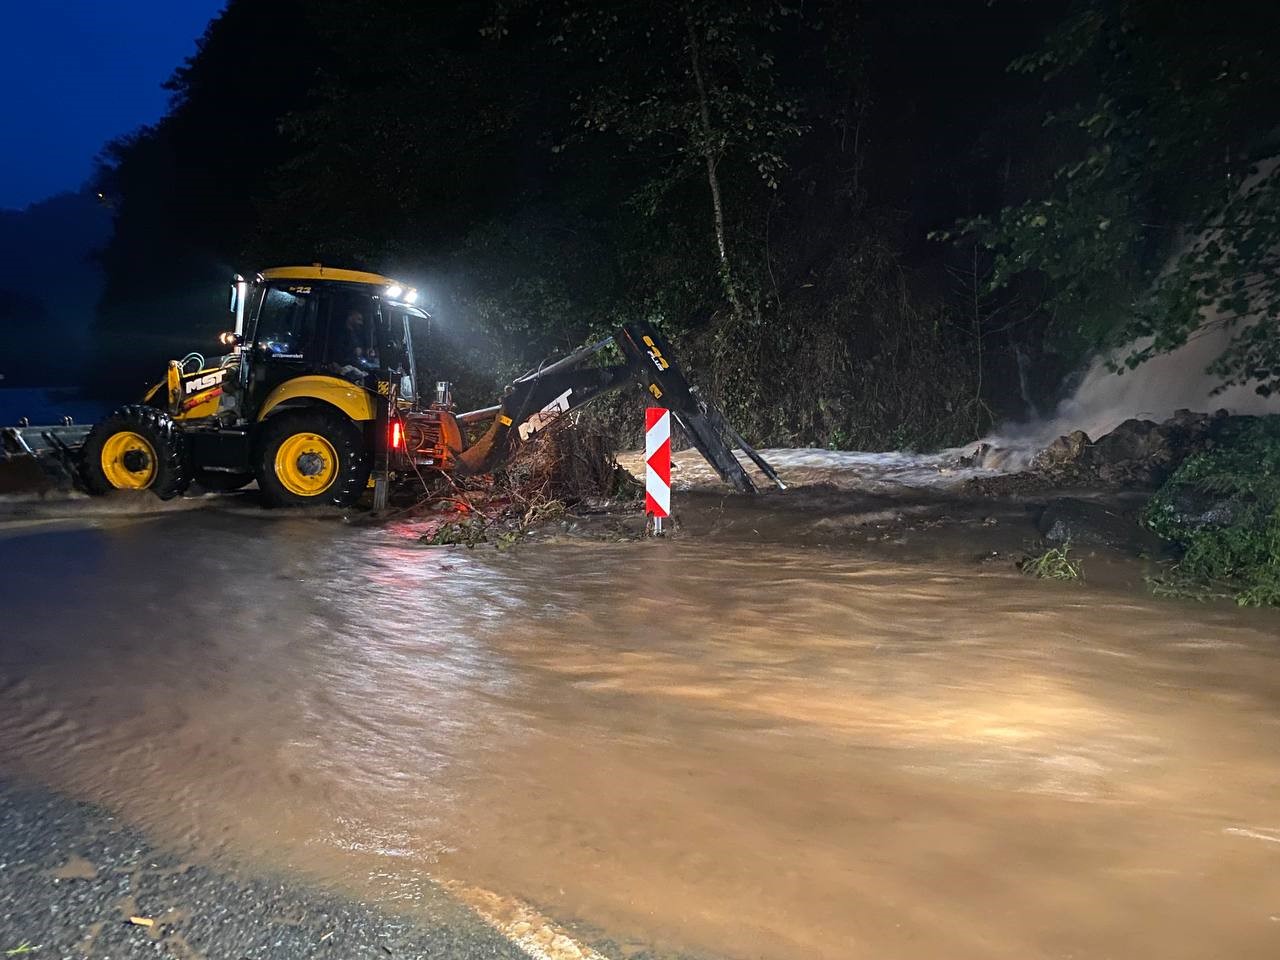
[2,497,1280,959]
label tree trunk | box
[684,4,743,320]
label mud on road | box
[2,455,1280,960]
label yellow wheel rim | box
[100,431,157,489]
[274,432,338,497]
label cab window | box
[255,286,318,359]
[325,289,383,376]
[378,303,425,401]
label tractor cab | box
[225,266,424,420]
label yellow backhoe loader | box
[2,266,780,507]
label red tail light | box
[391,420,404,451]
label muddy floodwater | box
[2,477,1280,959]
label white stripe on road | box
[440,880,614,960]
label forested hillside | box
[91,0,1277,448]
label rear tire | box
[255,408,370,508]
[81,405,190,500]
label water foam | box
[977,322,1280,469]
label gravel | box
[0,779,527,960]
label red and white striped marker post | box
[645,407,671,534]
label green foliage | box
[421,513,490,547]
[556,0,805,189]
[1143,417,1280,605]
[1019,544,1084,581]
[954,0,1280,392]
[549,0,808,323]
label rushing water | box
[1,492,1279,959]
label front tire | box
[255,409,370,508]
[81,405,190,499]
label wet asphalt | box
[0,779,528,960]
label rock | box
[1151,488,1241,530]
[1094,413,1222,486]
[948,442,993,469]
[1030,430,1092,473]
[1037,497,1158,552]
[972,412,1252,498]
[1092,418,1164,463]
[1025,411,1228,489]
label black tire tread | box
[255,408,370,508]
[81,404,191,500]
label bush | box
[1143,417,1280,606]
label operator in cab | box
[332,308,380,385]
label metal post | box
[372,378,395,512]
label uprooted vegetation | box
[1019,543,1084,582]
[402,418,644,548]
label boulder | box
[1030,430,1092,473]
[1092,418,1164,463]
[1037,497,1159,552]
[1096,412,1224,486]
[1028,410,1227,489]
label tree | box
[548,0,805,325]
[957,0,1280,395]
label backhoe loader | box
[2,266,779,508]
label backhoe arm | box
[452,322,782,493]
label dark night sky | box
[0,0,224,211]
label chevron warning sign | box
[645,407,671,519]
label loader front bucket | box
[0,454,54,495]
[1,425,91,494]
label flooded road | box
[2,493,1280,959]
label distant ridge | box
[0,190,111,388]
